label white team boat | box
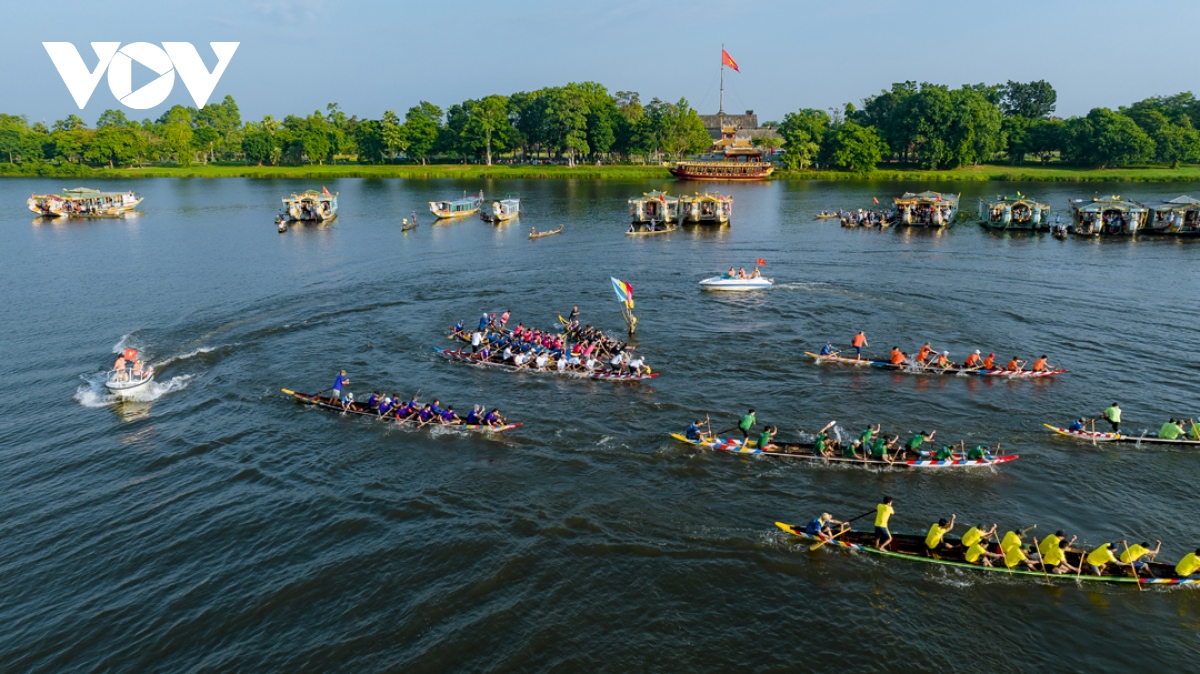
[699,276,773,291]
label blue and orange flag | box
[722,49,739,72]
[611,277,634,310]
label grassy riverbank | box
[6,162,1200,182]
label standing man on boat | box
[1101,403,1122,432]
[331,370,349,401]
[875,496,895,551]
[852,331,868,360]
[738,409,757,440]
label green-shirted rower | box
[756,425,778,451]
[1159,419,1186,440]
[904,430,936,458]
[859,424,880,449]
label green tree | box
[380,109,406,160]
[826,121,886,172]
[354,119,385,164]
[0,115,43,163]
[1000,80,1057,119]
[403,102,441,164]
[1124,106,1200,167]
[459,94,512,165]
[158,106,195,165]
[945,86,1004,166]
[1065,108,1155,168]
[850,81,918,160]
[777,109,829,169]
[612,91,646,160]
[84,125,142,167]
[1026,118,1066,163]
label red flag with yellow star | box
[722,49,739,72]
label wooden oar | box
[1122,540,1143,591]
[1091,419,1097,446]
[1031,535,1052,583]
[808,508,877,551]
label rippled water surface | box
[2,177,1200,671]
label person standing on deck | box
[875,496,895,551]
[852,331,868,360]
[331,370,349,401]
[1101,403,1122,432]
[738,409,756,440]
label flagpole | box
[719,43,725,115]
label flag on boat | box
[611,277,634,310]
[722,49,739,72]
[322,186,332,197]
[756,258,767,266]
[873,197,879,204]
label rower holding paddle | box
[1119,541,1162,578]
[1037,531,1080,574]
[1005,357,1026,373]
[963,350,984,370]
[1031,355,1052,372]
[1175,548,1200,580]
[916,342,934,366]
[889,347,906,366]
[485,408,507,429]
[804,513,846,542]
[923,514,957,558]
[982,352,996,370]
[1086,541,1134,576]
[757,425,779,451]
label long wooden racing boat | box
[672,434,1017,468]
[1044,424,1200,447]
[281,389,521,433]
[434,347,657,381]
[806,352,1067,377]
[775,522,1197,586]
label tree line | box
[2,79,1200,171]
[0,82,712,169]
[777,80,1200,171]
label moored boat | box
[491,195,520,222]
[281,388,521,433]
[1043,424,1200,447]
[430,191,484,219]
[805,351,1067,377]
[1067,195,1148,236]
[434,347,657,382]
[28,187,142,218]
[672,434,1016,468]
[699,276,772,291]
[894,191,960,227]
[978,195,1050,231]
[775,522,1197,586]
[626,222,677,236]
[679,192,733,224]
[281,188,338,222]
[629,191,679,224]
[1143,196,1200,236]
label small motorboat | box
[105,348,155,397]
[699,276,773,291]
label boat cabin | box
[629,191,679,224]
[978,195,1050,230]
[668,142,774,181]
[283,189,338,222]
[1143,196,1200,236]
[1067,195,1147,236]
[678,192,733,224]
[894,191,961,227]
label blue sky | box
[5,0,1199,125]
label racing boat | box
[775,522,1198,586]
[1043,424,1200,447]
[699,276,773,291]
[281,389,521,433]
[671,434,1016,468]
[105,348,154,397]
[434,347,657,381]
[806,352,1067,377]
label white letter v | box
[43,42,120,109]
[163,42,239,109]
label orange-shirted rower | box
[890,347,907,365]
[916,342,934,365]
[1006,357,1026,372]
[852,331,868,360]
[982,353,996,369]
[1032,355,1050,372]
[963,349,984,369]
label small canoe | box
[626,225,678,236]
[806,352,1067,378]
[775,522,1197,586]
[699,276,773,291]
[281,389,521,433]
[671,434,1016,468]
[815,213,839,220]
[529,225,564,240]
[1043,424,1200,447]
[434,347,656,381]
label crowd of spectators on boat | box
[449,310,648,376]
[840,208,895,227]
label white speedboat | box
[699,276,773,291]
[105,348,155,397]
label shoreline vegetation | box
[6,162,1200,182]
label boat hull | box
[699,277,773,291]
[672,434,1016,468]
[281,389,521,433]
[806,352,1067,377]
[105,373,155,397]
[1043,424,1200,446]
[434,347,657,381]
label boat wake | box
[74,373,194,407]
[154,345,229,368]
[771,282,830,291]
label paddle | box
[1031,535,1052,583]
[1091,419,1097,447]
[1121,540,1143,591]
[809,508,877,551]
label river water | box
[2,177,1199,671]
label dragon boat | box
[671,434,1017,468]
[1043,424,1200,447]
[775,522,1198,586]
[281,389,521,433]
[434,347,657,381]
[805,352,1067,377]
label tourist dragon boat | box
[28,187,142,218]
[434,347,657,381]
[805,352,1067,377]
[1067,195,1148,236]
[672,434,1017,468]
[775,522,1198,586]
[978,195,1050,231]
[1142,196,1200,236]
[430,191,484,220]
[894,191,960,227]
[629,191,679,224]
[679,192,732,224]
[281,188,338,223]
[281,389,521,433]
[490,195,520,223]
[1043,424,1200,447]
[669,146,774,181]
